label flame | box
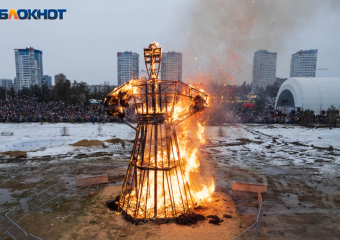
[176,120,214,205]
[193,178,215,202]
[119,114,215,218]
[172,98,187,122]
[197,122,206,144]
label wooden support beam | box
[232,182,267,193]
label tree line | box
[0,79,113,105]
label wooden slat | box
[232,182,267,193]
[76,175,108,187]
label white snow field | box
[0,122,136,158]
[0,123,339,174]
[251,124,340,149]
[203,124,340,175]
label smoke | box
[178,0,340,85]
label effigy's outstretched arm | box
[103,80,209,127]
[103,82,138,130]
[103,82,135,117]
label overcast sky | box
[1,0,340,86]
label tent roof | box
[275,78,340,113]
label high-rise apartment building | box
[117,51,139,86]
[251,50,277,92]
[14,47,43,89]
[290,49,318,77]
[54,73,66,85]
[42,75,52,85]
[161,51,182,81]
[0,79,13,89]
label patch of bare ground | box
[53,186,243,240]
[236,138,264,144]
[290,141,309,147]
[7,185,103,239]
[253,173,340,239]
[332,195,340,206]
[298,194,328,208]
[264,176,333,210]
[218,138,264,147]
[0,176,56,195]
[70,139,104,147]
[1,151,27,158]
[262,213,340,240]
[1,180,39,191]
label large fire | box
[104,42,215,220]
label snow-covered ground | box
[250,124,340,149]
[1,123,339,174]
[1,123,339,239]
[202,124,340,175]
[0,122,136,158]
[203,124,340,148]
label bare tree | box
[97,124,103,136]
[60,126,70,136]
[301,110,314,126]
[326,105,339,128]
[216,126,226,137]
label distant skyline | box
[1,0,340,86]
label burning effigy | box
[104,42,214,220]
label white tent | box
[275,78,340,114]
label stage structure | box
[104,42,209,220]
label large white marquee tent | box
[275,78,340,114]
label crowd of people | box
[235,109,305,124]
[232,106,339,125]
[0,98,115,123]
[1,97,338,125]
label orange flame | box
[197,122,206,144]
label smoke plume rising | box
[177,0,340,85]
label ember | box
[104,42,214,220]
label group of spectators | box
[236,109,304,124]
[234,107,339,125]
[0,98,116,123]
[1,97,338,125]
